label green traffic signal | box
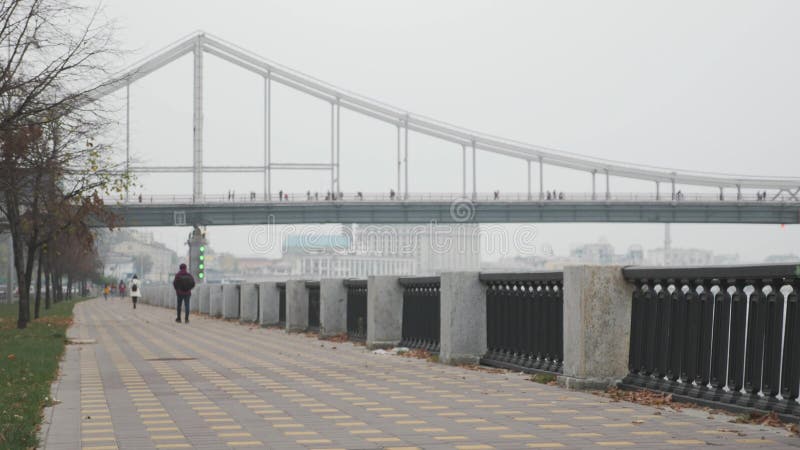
[199,263,204,270]
[198,272,204,279]
[199,245,205,252]
[199,255,204,261]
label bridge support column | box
[404,119,409,200]
[286,280,309,332]
[258,282,281,326]
[591,170,596,200]
[471,140,477,201]
[240,283,258,323]
[320,278,347,338]
[367,275,403,349]
[209,285,223,318]
[604,169,610,200]
[192,35,204,203]
[439,272,487,365]
[222,284,240,319]
[264,73,271,200]
[655,181,660,200]
[527,160,532,200]
[538,156,544,201]
[559,265,633,390]
[463,145,468,198]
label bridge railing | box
[344,279,367,340]
[399,276,441,352]
[623,264,800,418]
[480,272,564,374]
[102,191,799,205]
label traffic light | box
[198,245,205,279]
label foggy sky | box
[96,0,800,261]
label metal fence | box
[307,281,320,331]
[276,282,286,324]
[623,264,800,420]
[345,279,367,340]
[399,277,440,351]
[480,272,564,374]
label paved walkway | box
[41,298,798,449]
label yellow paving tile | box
[667,440,706,445]
[596,442,636,447]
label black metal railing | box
[277,282,286,324]
[306,281,320,331]
[480,272,564,374]
[399,277,440,351]
[623,264,800,420]
[345,279,367,340]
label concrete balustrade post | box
[439,272,487,365]
[258,282,280,326]
[190,285,201,313]
[240,283,258,323]
[558,265,633,390]
[199,285,210,314]
[162,286,171,308]
[222,284,240,319]
[366,276,403,349]
[209,285,223,318]
[320,278,347,338]
[285,280,309,332]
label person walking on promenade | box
[118,280,126,298]
[130,275,141,309]
[172,263,196,324]
[103,284,109,300]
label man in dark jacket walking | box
[172,263,196,323]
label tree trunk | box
[66,274,72,300]
[12,231,29,329]
[34,250,42,319]
[44,269,51,310]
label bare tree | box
[0,0,128,328]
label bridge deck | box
[42,299,796,449]
[107,200,800,226]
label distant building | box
[570,241,615,264]
[278,223,480,278]
[763,254,800,263]
[647,248,712,266]
[713,254,740,265]
[101,230,177,282]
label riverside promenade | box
[41,298,798,449]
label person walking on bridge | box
[172,263,196,324]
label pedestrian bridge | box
[82,31,799,223]
[105,192,799,227]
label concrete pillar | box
[162,286,171,308]
[320,278,347,338]
[258,282,280,326]
[190,285,201,312]
[439,272,487,365]
[209,285,223,318]
[285,280,309,332]
[366,276,403,349]
[559,265,633,390]
[222,284,240,319]
[198,284,210,314]
[240,283,258,323]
